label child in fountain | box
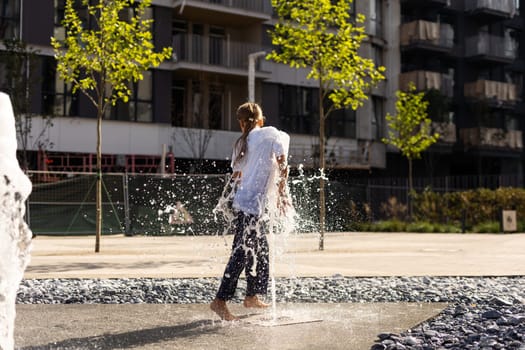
[211,102,290,321]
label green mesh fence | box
[28,173,126,235]
[26,171,367,235]
[126,174,227,235]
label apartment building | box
[0,0,395,174]
[398,0,524,178]
[1,0,523,178]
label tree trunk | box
[408,157,413,220]
[95,111,102,253]
[318,84,326,251]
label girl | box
[211,102,290,321]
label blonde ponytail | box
[234,102,264,164]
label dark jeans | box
[215,211,269,300]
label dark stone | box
[378,333,394,341]
[482,310,503,319]
[467,334,480,343]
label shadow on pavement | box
[19,319,221,350]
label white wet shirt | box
[231,126,289,216]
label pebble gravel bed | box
[17,276,525,349]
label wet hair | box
[234,102,264,164]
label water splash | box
[289,165,328,233]
[213,153,299,321]
[0,92,33,350]
[212,173,239,235]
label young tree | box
[177,129,213,172]
[51,0,172,252]
[382,83,440,218]
[268,0,385,250]
[0,39,48,170]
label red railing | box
[37,149,175,178]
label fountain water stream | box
[213,130,297,323]
[0,92,33,350]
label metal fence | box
[366,174,524,222]
[27,171,228,235]
[25,171,524,235]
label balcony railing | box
[460,127,523,149]
[466,0,517,17]
[464,80,518,103]
[399,70,454,97]
[172,34,266,71]
[289,141,371,169]
[466,33,517,60]
[400,20,454,50]
[401,0,451,7]
[184,0,272,15]
[432,122,456,144]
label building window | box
[54,0,91,40]
[172,80,185,126]
[192,23,204,63]
[0,0,20,39]
[371,97,383,140]
[54,1,153,40]
[372,44,383,67]
[279,85,318,135]
[209,83,223,130]
[327,107,356,138]
[172,20,188,62]
[41,57,78,117]
[171,79,223,129]
[369,0,382,37]
[349,0,357,21]
[262,24,273,47]
[106,71,153,122]
[209,26,225,66]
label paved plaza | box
[15,232,525,349]
[24,232,525,279]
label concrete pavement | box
[15,303,446,350]
[25,232,525,279]
[15,232,525,349]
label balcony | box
[172,34,269,75]
[401,0,450,9]
[400,21,454,54]
[173,0,272,26]
[399,70,454,97]
[460,128,523,149]
[432,122,457,144]
[464,80,518,104]
[289,140,371,170]
[466,0,517,21]
[466,34,517,64]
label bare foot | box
[243,295,270,308]
[210,298,239,321]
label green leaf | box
[383,83,440,161]
[51,0,172,110]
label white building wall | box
[26,116,355,166]
[261,61,319,88]
[24,117,238,159]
